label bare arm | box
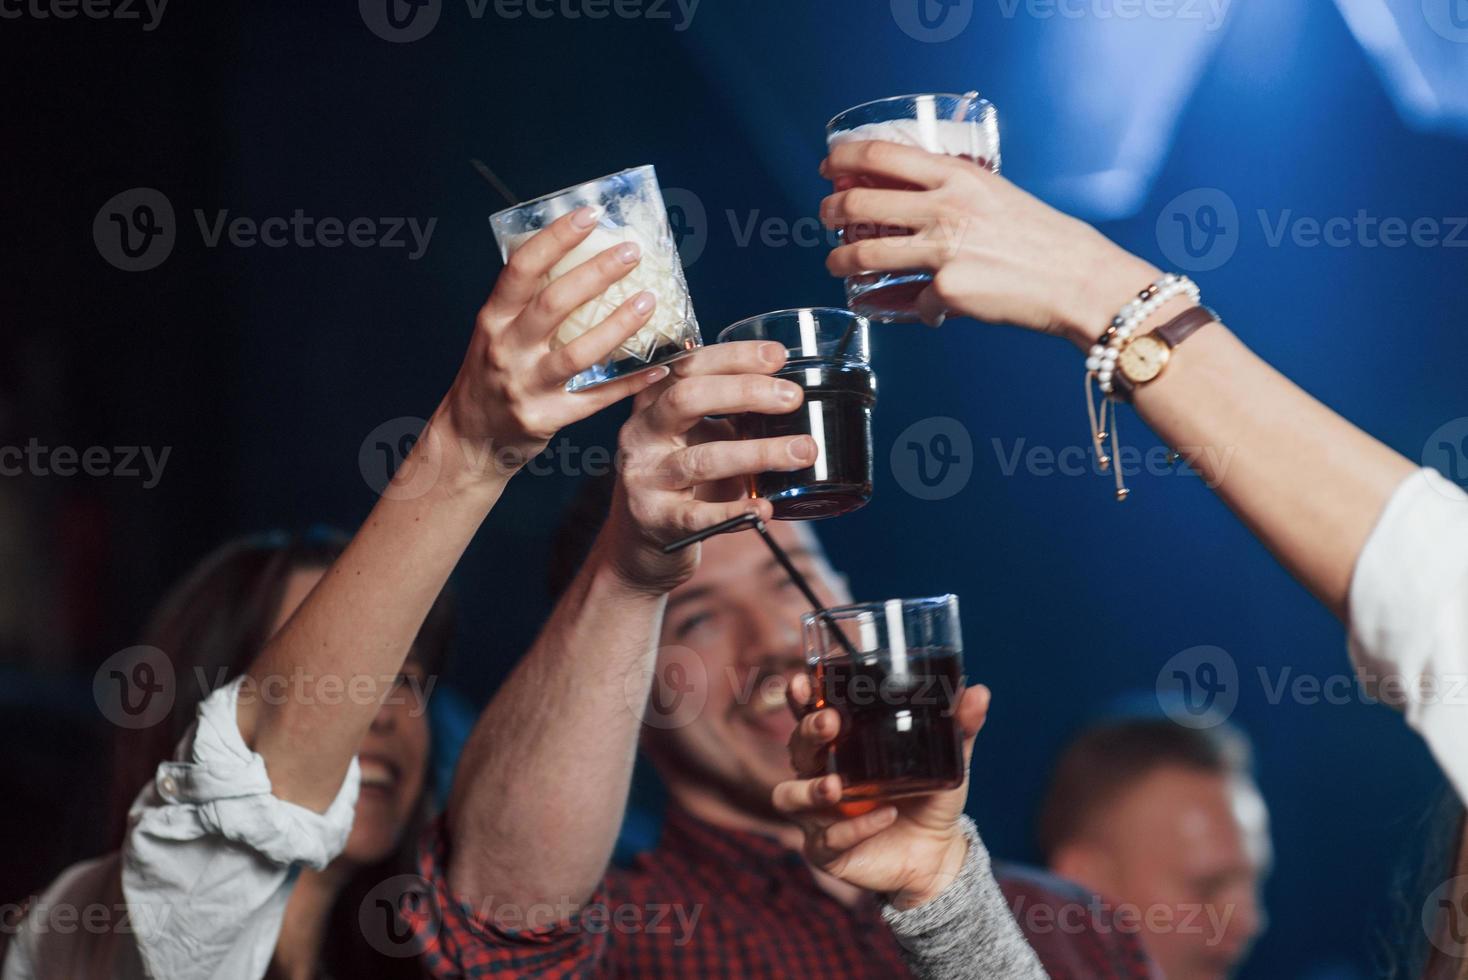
[238,208,668,811]
[821,141,1416,619]
[444,547,665,919]
[1119,304,1414,618]
[446,341,818,920]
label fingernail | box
[572,206,601,229]
[777,383,800,405]
[632,291,656,315]
[644,366,670,383]
[930,312,946,329]
[759,342,785,365]
[789,436,817,463]
[616,243,641,264]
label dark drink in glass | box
[826,93,1001,324]
[803,596,967,801]
[718,309,876,521]
[731,361,875,520]
[813,647,964,800]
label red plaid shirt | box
[408,806,1155,979]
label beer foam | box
[827,118,993,162]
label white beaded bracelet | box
[1082,273,1202,501]
[1086,274,1200,396]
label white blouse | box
[4,677,361,980]
[1348,467,1468,804]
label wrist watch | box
[1111,305,1218,401]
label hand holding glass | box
[490,165,701,391]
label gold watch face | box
[1117,335,1171,384]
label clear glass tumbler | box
[803,595,967,801]
[717,308,875,521]
[490,165,701,391]
[826,93,1000,323]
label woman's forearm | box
[240,406,507,812]
[1064,262,1416,619]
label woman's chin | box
[342,812,404,865]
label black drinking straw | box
[471,158,521,207]
[662,512,860,658]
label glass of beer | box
[717,308,876,521]
[803,595,966,801]
[825,93,1000,323]
[490,165,702,392]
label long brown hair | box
[108,528,455,979]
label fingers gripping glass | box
[488,165,702,391]
[825,92,1000,324]
[716,308,876,521]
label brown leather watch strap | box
[1155,304,1218,350]
[1109,305,1218,401]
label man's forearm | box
[447,538,666,922]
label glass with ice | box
[490,165,701,391]
[825,93,1000,324]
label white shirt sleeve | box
[1348,467,1468,804]
[119,675,361,980]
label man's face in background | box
[1051,765,1271,980]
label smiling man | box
[402,346,1155,977]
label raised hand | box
[595,341,819,595]
[439,205,672,480]
[774,673,992,910]
[821,140,1157,346]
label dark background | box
[4,0,1467,976]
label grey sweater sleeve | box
[881,817,1049,980]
